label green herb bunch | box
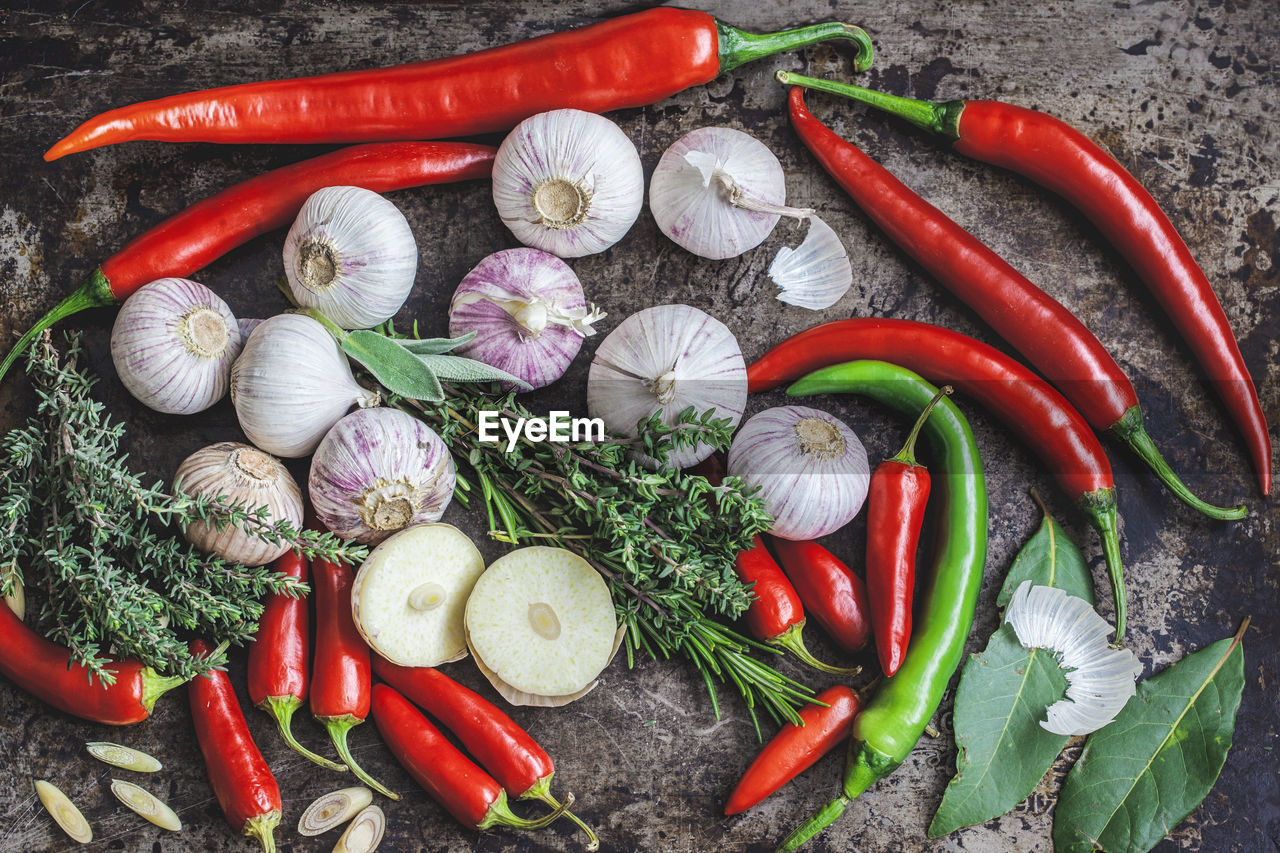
[0,333,367,683]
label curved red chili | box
[781,83,1245,522]
[768,538,871,655]
[724,684,860,815]
[0,141,496,384]
[310,555,398,800]
[44,10,872,159]
[0,599,184,726]
[246,550,346,772]
[189,639,281,853]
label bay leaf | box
[998,506,1094,607]
[342,330,444,401]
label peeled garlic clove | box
[333,804,385,853]
[110,779,182,831]
[86,741,162,772]
[34,779,92,843]
[298,787,374,837]
[175,441,303,566]
[283,186,418,330]
[769,216,854,310]
[492,109,644,258]
[110,277,242,414]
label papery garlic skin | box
[310,408,456,545]
[587,304,746,469]
[770,216,854,310]
[231,313,380,458]
[283,186,418,329]
[727,405,869,540]
[175,441,303,567]
[492,109,644,258]
[449,248,603,391]
[110,277,241,415]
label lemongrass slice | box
[350,524,485,667]
[768,216,853,310]
[298,787,374,837]
[333,804,385,853]
[33,780,92,843]
[465,546,617,703]
[1004,581,1142,736]
[110,780,181,831]
[86,742,162,773]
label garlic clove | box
[770,216,854,310]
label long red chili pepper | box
[780,82,1246,523]
[246,550,346,772]
[724,684,860,815]
[189,639,281,853]
[310,555,398,800]
[783,74,1272,497]
[768,538,871,655]
[865,386,950,677]
[0,141,496,384]
[372,657,599,851]
[370,684,570,833]
[0,600,184,726]
[44,9,872,160]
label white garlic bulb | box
[110,278,241,414]
[230,313,380,458]
[282,186,418,329]
[587,304,747,469]
[175,442,303,567]
[492,109,644,258]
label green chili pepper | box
[774,360,989,852]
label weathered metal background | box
[0,1,1276,851]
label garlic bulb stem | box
[714,170,814,221]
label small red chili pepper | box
[724,684,860,815]
[189,639,281,853]
[0,599,185,726]
[373,657,600,851]
[246,550,346,773]
[865,386,951,677]
[769,538,871,655]
[0,141,496,384]
[310,555,398,800]
[370,684,571,833]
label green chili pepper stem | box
[0,268,114,384]
[718,23,873,75]
[776,71,964,139]
[773,796,850,853]
[840,737,900,800]
[259,696,348,773]
[1078,494,1129,641]
[319,715,400,800]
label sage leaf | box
[342,330,444,401]
[400,333,476,355]
[418,354,531,389]
[929,504,1096,837]
[1053,626,1246,853]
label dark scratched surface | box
[0,1,1277,851]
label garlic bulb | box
[449,248,604,391]
[110,277,241,414]
[769,216,854,310]
[310,408,456,545]
[282,186,418,329]
[727,406,869,540]
[230,313,380,458]
[492,109,644,258]
[175,442,303,566]
[587,304,747,469]
[649,126,813,260]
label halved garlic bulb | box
[769,216,854,310]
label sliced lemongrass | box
[298,786,374,837]
[86,741,162,773]
[333,804,385,853]
[1004,581,1142,736]
[769,216,854,310]
[33,780,92,843]
[110,780,181,831]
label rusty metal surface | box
[0,1,1276,851]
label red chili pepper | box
[783,75,1271,497]
[44,10,872,160]
[768,538,871,655]
[724,684,860,815]
[370,683,570,833]
[0,600,184,726]
[865,386,951,677]
[0,141,496,384]
[246,550,346,773]
[189,639,281,853]
[310,555,398,800]
[372,657,600,851]
[780,83,1246,524]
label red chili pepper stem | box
[889,385,952,466]
[317,714,400,800]
[0,270,112,383]
[1086,494,1128,641]
[258,695,347,773]
[519,778,600,851]
[140,670,187,711]
[769,622,861,676]
[717,22,872,73]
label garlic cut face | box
[283,186,418,330]
[492,109,644,258]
